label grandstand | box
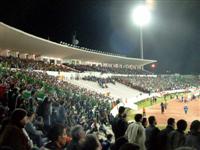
[1,0,200,148]
[0,23,200,150]
[0,22,159,109]
[0,22,199,106]
[0,22,156,68]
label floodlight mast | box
[131,5,151,62]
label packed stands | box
[0,55,200,150]
[1,23,200,150]
[0,63,113,146]
[0,56,78,72]
[65,63,151,74]
[0,56,152,75]
[114,76,200,93]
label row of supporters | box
[114,76,200,93]
[0,66,113,150]
[112,106,200,150]
[0,55,150,75]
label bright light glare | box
[131,5,151,27]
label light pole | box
[131,5,151,60]
[140,26,144,59]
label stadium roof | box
[0,22,156,66]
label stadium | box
[0,1,200,150]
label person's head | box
[71,125,86,141]
[148,116,157,126]
[118,106,126,118]
[177,119,187,132]
[142,117,148,128]
[119,143,140,150]
[81,134,102,150]
[167,118,175,128]
[134,114,143,123]
[190,120,200,134]
[11,108,28,128]
[47,124,67,148]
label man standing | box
[28,90,37,112]
[125,113,146,150]
[161,102,165,114]
[68,125,86,150]
[157,118,175,150]
[112,106,128,141]
[184,104,188,114]
[167,119,187,150]
[145,116,160,150]
[0,109,32,150]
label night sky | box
[0,0,200,74]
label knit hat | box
[11,108,27,122]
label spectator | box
[112,106,128,141]
[158,118,175,150]
[68,125,86,150]
[167,119,187,150]
[125,113,146,150]
[145,116,160,150]
[39,97,52,130]
[185,120,200,149]
[57,101,66,125]
[80,134,102,150]
[28,90,37,113]
[142,117,148,128]
[0,108,32,150]
[25,111,44,147]
[7,86,18,112]
[15,89,25,109]
[101,134,113,150]
[45,124,67,150]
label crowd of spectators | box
[65,63,151,75]
[112,106,200,150]
[82,76,115,88]
[0,56,200,150]
[0,65,113,150]
[0,56,78,72]
[0,56,152,75]
[114,76,200,93]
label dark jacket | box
[145,125,160,150]
[167,130,186,150]
[157,125,174,150]
[185,132,200,150]
[0,124,31,150]
[111,115,128,140]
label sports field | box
[138,98,200,127]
